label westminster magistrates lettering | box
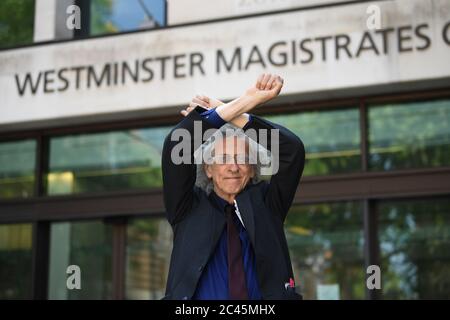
[13,21,450,97]
[14,52,206,96]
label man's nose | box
[228,162,239,172]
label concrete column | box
[33,0,75,42]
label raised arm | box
[242,74,305,221]
[162,107,217,225]
[246,116,305,222]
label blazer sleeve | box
[161,106,218,226]
[244,115,306,222]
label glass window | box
[90,0,166,36]
[48,220,113,299]
[0,223,33,299]
[0,140,36,199]
[46,126,171,195]
[266,108,361,176]
[369,99,450,171]
[125,217,172,299]
[285,202,365,300]
[0,0,35,48]
[378,197,450,299]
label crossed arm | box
[180,74,284,128]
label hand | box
[180,95,224,117]
[244,73,284,105]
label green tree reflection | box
[369,99,450,170]
[284,202,365,299]
[0,0,34,48]
[90,0,118,35]
[379,198,450,299]
[266,108,361,176]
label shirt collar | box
[209,190,247,228]
[209,191,231,211]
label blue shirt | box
[192,192,262,300]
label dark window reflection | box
[46,126,171,195]
[0,224,33,299]
[126,217,172,299]
[0,140,36,199]
[285,202,365,300]
[378,197,450,299]
[369,99,450,171]
[266,108,361,176]
[90,0,166,36]
[48,220,113,299]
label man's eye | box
[236,155,250,164]
[215,155,230,163]
[214,155,250,164]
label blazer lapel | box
[209,201,226,254]
[235,191,256,247]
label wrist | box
[216,95,258,122]
[241,92,264,109]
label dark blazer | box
[161,106,305,300]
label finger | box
[271,76,283,94]
[278,76,284,88]
[260,73,271,90]
[256,74,265,90]
[197,96,211,106]
[184,105,197,113]
[271,76,282,89]
[180,110,188,117]
[265,75,277,90]
[189,101,198,108]
[192,97,204,105]
[200,95,210,103]
[183,106,194,115]
[193,98,209,109]
[190,99,207,109]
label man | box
[162,74,305,300]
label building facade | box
[0,0,449,299]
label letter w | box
[15,73,42,96]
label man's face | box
[205,136,255,199]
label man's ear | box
[205,164,213,178]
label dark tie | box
[225,204,248,300]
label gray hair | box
[194,123,272,195]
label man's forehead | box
[214,136,248,152]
